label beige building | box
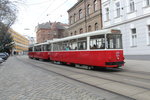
[68,0,102,36]
[9,29,29,55]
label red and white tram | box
[28,29,125,68]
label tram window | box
[34,46,37,51]
[38,46,42,51]
[43,44,48,51]
[90,35,105,49]
[78,38,87,50]
[53,43,59,51]
[69,39,78,50]
[62,41,68,50]
[107,34,122,49]
[35,46,41,51]
[46,44,51,51]
[41,45,44,51]
[53,42,63,51]
[28,47,33,51]
[35,46,37,51]
[58,42,63,51]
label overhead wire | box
[37,0,69,23]
[36,0,55,23]
[49,0,69,13]
[25,0,52,6]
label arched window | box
[95,23,98,30]
[94,0,98,11]
[79,9,82,19]
[74,14,76,22]
[80,28,83,34]
[74,31,77,35]
[87,4,91,15]
[88,25,92,32]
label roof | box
[67,0,83,12]
[49,29,115,43]
[51,22,68,30]
[35,22,51,31]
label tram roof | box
[34,41,49,46]
[49,29,115,43]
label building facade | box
[50,22,69,39]
[9,29,29,55]
[35,22,68,43]
[102,0,150,55]
[35,22,52,43]
[68,0,102,36]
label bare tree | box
[0,0,17,27]
[0,0,18,53]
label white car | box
[0,58,4,64]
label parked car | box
[0,58,4,64]
[4,52,9,58]
[0,53,8,60]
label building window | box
[74,31,77,35]
[146,0,150,6]
[129,0,135,12]
[94,0,98,11]
[95,23,98,30]
[87,4,91,15]
[79,9,82,19]
[105,7,109,21]
[71,33,73,36]
[88,25,92,32]
[115,2,121,17]
[70,16,72,24]
[131,28,137,46]
[80,28,83,34]
[74,14,76,22]
[148,25,150,44]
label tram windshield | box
[89,34,122,50]
[106,34,123,49]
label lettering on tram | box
[28,29,125,69]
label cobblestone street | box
[0,56,105,100]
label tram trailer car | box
[28,29,125,68]
[28,42,50,60]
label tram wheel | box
[87,66,93,70]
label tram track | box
[108,71,150,81]
[27,58,150,91]
[18,56,150,100]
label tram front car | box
[102,30,125,68]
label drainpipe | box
[84,0,87,32]
[99,0,103,29]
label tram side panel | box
[49,50,124,68]
[33,52,49,60]
[28,52,34,58]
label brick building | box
[50,22,69,39]
[35,22,52,43]
[68,0,102,36]
[35,22,68,43]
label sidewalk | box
[125,55,150,61]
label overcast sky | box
[11,0,77,37]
